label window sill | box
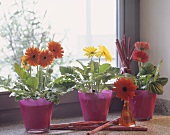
[0,89,123,123]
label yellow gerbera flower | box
[20,55,29,70]
[99,45,112,62]
[83,46,97,58]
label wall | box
[140,0,170,100]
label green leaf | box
[53,76,76,89]
[124,73,137,83]
[60,66,75,75]
[154,60,162,81]
[148,81,163,95]
[139,74,152,86]
[76,60,87,71]
[140,63,156,75]
[99,63,110,73]
[90,60,95,73]
[157,77,168,86]
[14,63,30,83]
[26,77,39,89]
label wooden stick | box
[50,121,109,129]
[87,118,119,135]
[127,37,131,60]
[108,126,148,131]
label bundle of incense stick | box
[115,35,135,74]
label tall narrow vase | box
[119,100,135,127]
[19,98,54,134]
[78,90,112,121]
[129,90,157,121]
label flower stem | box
[37,66,40,92]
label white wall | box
[140,0,170,100]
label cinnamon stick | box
[50,121,109,130]
[108,126,147,131]
[87,118,119,135]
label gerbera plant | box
[1,41,72,103]
[55,45,121,93]
[121,40,168,94]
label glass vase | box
[19,98,54,134]
[119,100,135,127]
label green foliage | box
[125,61,168,95]
[0,75,12,86]
[0,63,73,104]
[56,60,121,93]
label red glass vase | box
[19,98,54,134]
[78,90,112,121]
[129,90,157,121]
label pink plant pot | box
[19,98,54,134]
[129,90,157,121]
[78,90,113,121]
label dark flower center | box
[122,87,127,92]
[43,56,47,60]
[32,55,36,58]
[53,49,56,52]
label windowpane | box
[0,0,116,89]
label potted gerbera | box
[55,45,121,121]
[129,41,168,121]
[116,36,168,120]
[1,41,72,133]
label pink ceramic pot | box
[19,98,54,134]
[129,90,156,121]
[78,90,113,121]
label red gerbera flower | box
[48,41,64,58]
[25,47,40,66]
[134,42,150,51]
[38,50,54,68]
[132,50,149,63]
[113,78,137,101]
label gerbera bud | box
[48,68,53,74]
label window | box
[0,0,116,91]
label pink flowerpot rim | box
[134,89,157,95]
[19,98,53,106]
[78,89,112,94]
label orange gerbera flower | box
[48,41,64,58]
[113,78,137,101]
[38,50,54,68]
[132,50,149,63]
[134,42,150,51]
[25,47,40,66]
